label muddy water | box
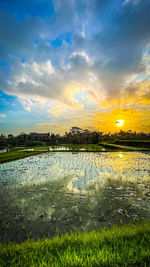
[0,152,150,243]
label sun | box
[116,120,124,127]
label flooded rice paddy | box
[0,152,150,242]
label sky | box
[0,0,150,136]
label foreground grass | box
[0,221,150,267]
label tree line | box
[0,130,150,148]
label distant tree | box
[0,135,7,147]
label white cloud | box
[69,51,90,64]
[0,114,6,118]
[122,0,141,6]
[6,52,99,113]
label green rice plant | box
[79,216,82,223]
[3,224,9,230]
[20,208,23,215]
[15,215,19,220]
[94,220,97,227]
[32,209,35,214]
[22,224,25,230]
[65,202,68,208]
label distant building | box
[8,134,13,139]
[20,132,26,136]
[70,127,83,135]
[70,127,90,135]
[29,132,50,141]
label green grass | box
[115,140,150,148]
[0,149,47,164]
[0,221,150,266]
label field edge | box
[0,220,150,266]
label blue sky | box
[0,0,150,135]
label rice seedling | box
[0,151,150,244]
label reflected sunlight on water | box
[0,152,150,191]
[119,153,123,158]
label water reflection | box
[0,152,150,243]
[0,152,150,192]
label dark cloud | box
[0,10,44,62]
[88,0,150,96]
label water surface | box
[0,152,150,243]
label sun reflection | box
[119,153,123,158]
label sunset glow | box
[116,120,124,127]
[0,0,150,135]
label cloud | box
[0,11,44,63]
[88,0,150,99]
[0,0,150,133]
[6,57,91,110]
[0,114,6,118]
[122,0,141,6]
